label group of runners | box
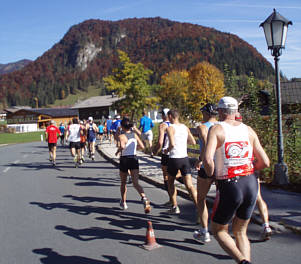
[45,96,271,263]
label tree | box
[187,61,225,121]
[159,70,190,117]
[103,50,158,120]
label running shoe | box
[52,160,56,166]
[119,200,128,210]
[73,155,77,162]
[193,230,211,243]
[169,205,180,214]
[260,226,272,241]
[91,154,95,161]
[142,197,151,214]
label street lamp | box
[260,9,292,185]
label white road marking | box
[13,160,20,164]
[3,167,10,173]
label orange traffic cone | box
[142,221,162,250]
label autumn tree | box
[159,70,190,117]
[103,50,158,120]
[187,61,225,121]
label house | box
[72,94,123,122]
[5,107,78,132]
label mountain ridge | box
[0,17,274,108]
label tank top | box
[121,132,137,156]
[169,123,188,158]
[199,121,216,152]
[214,122,254,180]
[87,123,96,140]
[162,121,170,154]
[68,124,81,142]
[199,121,216,168]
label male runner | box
[193,103,218,243]
[154,108,173,204]
[139,111,154,157]
[66,118,82,167]
[204,97,270,264]
[106,116,113,143]
[165,109,197,214]
[79,120,87,163]
[235,112,272,241]
[45,120,60,166]
[86,116,98,161]
[59,123,65,146]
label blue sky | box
[0,0,300,78]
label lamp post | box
[260,9,292,185]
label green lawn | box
[0,131,44,144]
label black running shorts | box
[119,155,139,173]
[48,143,56,150]
[212,174,258,225]
[69,142,81,150]
[167,157,191,177]
[161,154,169,166]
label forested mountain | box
[0,59,32,75]
[0,17,274,108]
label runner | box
[115,117,151,214]
[165,109,197,214]
[86,116,98,161]
[235,112,272,241]
[106,116,113,144]
[111,115,122,144]
[98,122,105,142]
[154,108,173,205]
[193,103,218,244]
[204,96,270,264]
[79,120,87,163]
[66,118,82,167]
[58,123,65,146]
[45,120,61,166]
[139,111,154,157]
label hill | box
[0,59,32,75]
[0,17,274,108]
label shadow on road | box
[33,248,121,264]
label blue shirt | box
[139,115,154,133]
[106,119,112,130]
[59,125,65,134]
[98,125,104,133]
[111,119,121,132]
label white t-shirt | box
[68,124,81,142]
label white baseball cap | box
[218,97,238,110]
[162,108,170,116]
[88,116,93,121]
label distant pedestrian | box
[139,111,154,157]
[165,109,197,214]
[111,115,122,144]
[45,120,60,166]
[115,117,151,214]
[204,97,270,264]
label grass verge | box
[0,131,44,144]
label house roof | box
[73,95,123,109]
[5,107,78,117]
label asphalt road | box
[0,142,300,264]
